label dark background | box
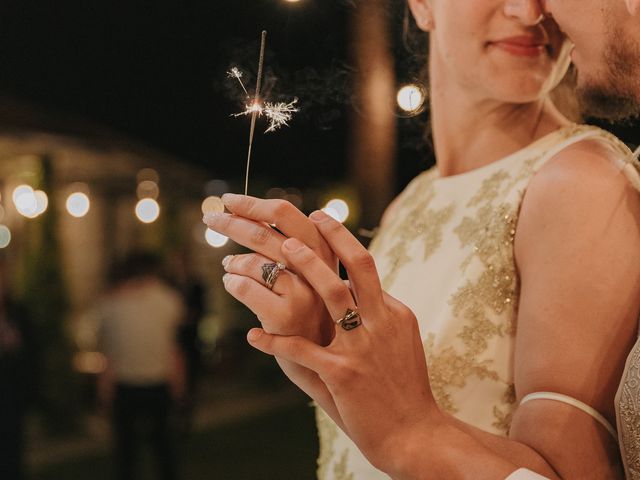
[0,0,353,187]
[0,0,637,191]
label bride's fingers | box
[309,210,385,311]
[222,273,287,325]
[221,194,335,266]
[203,212,288,265]
[222,253,295,296]
[247,328,335,377]
[281,238,367,329]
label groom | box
[542,0,640,120]
[506,2,640,479]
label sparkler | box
[227,31,299,195]
[232,98,299,133]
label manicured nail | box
[222,273,231,283]
[203,212,224,224]
[309,210,329,222]
[221,193,239,205]
[283,238,304,252]
[222,255,232,268]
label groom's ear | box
[625,0,640,15]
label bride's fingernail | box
[283,238,304,252]
[222,273,231,284]
[222,255,232,268]
[309,210,328,222]
[247,329,262,342]
[221,193,239,205]
[203,212,223,224]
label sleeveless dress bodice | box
[316,125,634,480]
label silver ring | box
[335,308,362,331]
[261,262,286,290]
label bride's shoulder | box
[515,127,640,270]
[526,129,639,217]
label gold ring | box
[261,262,286,290]
[335,308,362,331]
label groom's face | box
[543,0,640,120]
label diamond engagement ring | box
[261,262,286,290]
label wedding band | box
[335,308,362,331]
[261,262,286,290]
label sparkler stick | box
[228,32,298,194]
[245,30,267,196]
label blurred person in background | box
[0,261,37,480]
[168,248,206,433]
[176,280,205,433]
[97,251,186,480]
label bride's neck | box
[429,67,570,178]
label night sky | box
[0,0,352,187]
[0,1,637,192]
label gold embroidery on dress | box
[316,407,338,480]
[316,407,356,480]
[424,169,520,433]
[493,384,517,433]
[334,450,355,480]
[468,171,511,208]
[424,333,500,414]
[375,175,454,290]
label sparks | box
[263,99,299,133]
[232,98,299,133]
[227,67,249,96]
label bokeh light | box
[0,225,11,248]
[13,185,38,217]
[137,167,159,184]
[66,192,91,218]
[323,198,350,223]
[136,180,159,199]
[33,190,48,216]
[201,196,225,215]
[12,185,33,204]
[397,84,425,113]
[135,198,160,223]
[205,228,229,248]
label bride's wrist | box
[377,409,450,480]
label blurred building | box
[0,97,243,380]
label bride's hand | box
[203,194,342,424]
[245,209,443,474]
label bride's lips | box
[489,35,549,57]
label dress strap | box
[520,392,617,439]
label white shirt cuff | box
[505,468,550,480]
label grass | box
[32,399,319,480]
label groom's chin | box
[577,80,640,122]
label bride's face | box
[409,0,572,104]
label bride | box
[204,0,640,478]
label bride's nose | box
[503,0,546,26]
